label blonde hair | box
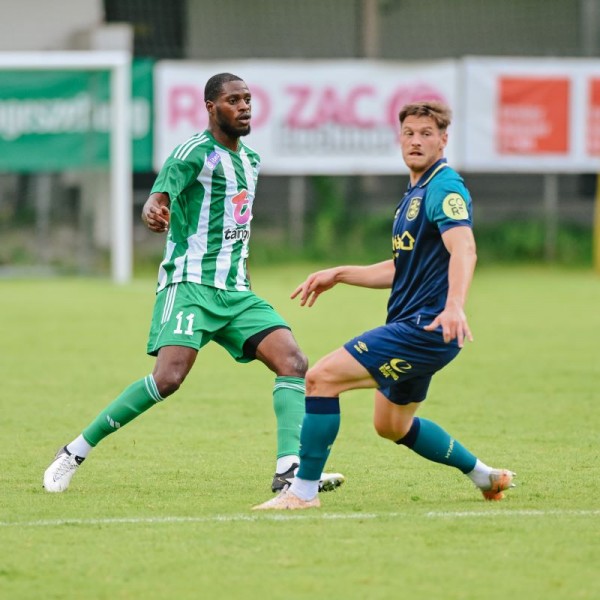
[399,101,452,132]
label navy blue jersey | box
[387,158,472,325]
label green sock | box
[297,397,340,481]
[397,417,477,474]
[273,376,305,459]
[82,375,163,446]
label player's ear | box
[440,130,448,149]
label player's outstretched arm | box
[142,192,171,233]
[291,260,394,307]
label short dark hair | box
[399,101,452,131]
[204,73,244,102]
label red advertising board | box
[587,79,600,156]
[497,77,569,155]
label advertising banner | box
[0,58,153,172]
[464,57,600,172]
[154,60,459,175]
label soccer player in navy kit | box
[254,101,515,510]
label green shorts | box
[147,282,290,362]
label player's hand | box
[291,268,338,307]
[423,307,473,348]
[143,204,170,233]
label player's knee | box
[153,370,186,397]
[373,421,396,440]
[305,364,330,396]
[373,416,412,441]
[293,350,308,377]
[278,349,308,378]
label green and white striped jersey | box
[151,130,260,292]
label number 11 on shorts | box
[173,311,195,335]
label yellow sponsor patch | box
[442,193,469,220]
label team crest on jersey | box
[406,197,422,221]
[206,151,221,170]
[442,193,469,220]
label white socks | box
[466,459,493,488]
[66,435,93,459]
[289,477,319,501]
[276,455,299,474]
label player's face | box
[208,80,252,139]
[400,115,447,177]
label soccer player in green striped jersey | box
[43,73,344,495]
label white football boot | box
[43,447,85,492]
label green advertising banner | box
[0,58,153,172]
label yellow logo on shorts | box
[442,193,469,220]
[378,358,412,381]
[354,341,369,354]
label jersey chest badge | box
[406,197,422,221]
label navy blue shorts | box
[343,321,461,405]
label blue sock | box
[397,417,477,474]
[296,397,340,481]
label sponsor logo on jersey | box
[224,227,250,242]
[392,231,415,253]
[378,358,412,381]
[232,190,252,225]
[206,151,221,170]
[406,197,422,221]
[353,340,368,354]
[442,193,469,220]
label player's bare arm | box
[291,260,394,307]
[424,226,477,347]
[142,192,171,233]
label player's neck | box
[209,127,239,152]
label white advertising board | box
[464,57,600,173]
[154,60,459,175]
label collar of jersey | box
[204,129,243,155]
[409,158,448,190]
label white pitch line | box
[1,509,599,528]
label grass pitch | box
[1,265,599,600]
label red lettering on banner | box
[316,87,346,126]
[587,79,600,156]
[285,83,446,130]
[285,85,312,127]
[169,86,206,129]
[497,77,569,154]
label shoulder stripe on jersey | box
[420,162,449,187]
[174,134,208,161]
[173,134,202,159]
